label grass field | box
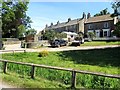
[1,47,120,88]
[0,73,67,88]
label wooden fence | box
[0,59,120,88]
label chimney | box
[45,24,48,28]
[87,13,91,19]
[57,21,60,25]
[82,12,86,19]
[68,18,71,22]
[51,22,53,26]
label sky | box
[26,1,114,33]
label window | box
[73,25,76,28]
[70,25,73,29]
[104,31,107,37]
[104,22,109,28]
[88,24,92,29]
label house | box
[43,13,86,34]
[84,14,118,37]
[40,13,118,39]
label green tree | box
[56,33,67,39]
[42,30,67,40]
[112,23,120,37]
[94,8,110,17]
[2,1,32,38]
[111,1,120,17]
[111,1,120,37]
[43,30,56,40]
[87,32,96,40]
[25,28,37,36]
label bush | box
[38,50,49,57]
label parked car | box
[71,40,81,46]
[50,39,67,47]
[71,37,84,46]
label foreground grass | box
[1,47,120,88]
[0,72,67,88]
[81,41,120,46]
[2,47,120,74]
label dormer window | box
[104,22,109,28]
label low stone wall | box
[2,38,21,45]
[93,37,120,41]
[85,37,120,41]
[3,41,21,45]
[21,40,49,48]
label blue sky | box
[26,2,114,33]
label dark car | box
[50,39,67,47]
[71,40,81,46]
[71,37,84,46]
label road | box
[1,43,120,53]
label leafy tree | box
[25,28,37,36]
[42,30,67,40]
[94,8,110,17]
[112,23,120,37]
[2,1,32,38]
[56,33,67,39]
[42,30,56,40]
[111,1,120,17]
[87,32,96,40]
[111,1,120,37]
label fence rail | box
[0,59,120,88]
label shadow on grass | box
[57,47,120,67]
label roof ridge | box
[88,14,111,19]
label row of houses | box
[36,13,119,41]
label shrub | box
[38,50,49,57]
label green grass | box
[81,41,120,46]
[1,47,120,88]
[0,73,67,88]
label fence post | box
[31,65,35,79]
[71,70,76,89]
[3,61,7,73]
[24,50,26,53]
[25,42,27,49]
[13,50,15,55]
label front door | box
[95,30,100,37]
[100,30,103,37]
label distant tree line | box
[42,30,67,41]
[94,8,110,17]
[111,1,120,37]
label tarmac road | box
[1,43,120,53]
